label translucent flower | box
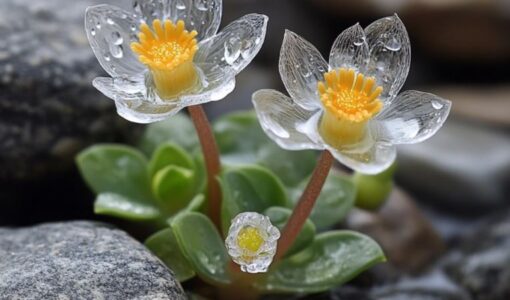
[252,15,451,174]
[85,0,268,123]
[225,212,280,273]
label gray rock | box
[0,0,139,181]
[396,119,510,213]
[444,210,510,300]
[0,221,186,300]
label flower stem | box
[275,150,334,260]
[188,105,222,230]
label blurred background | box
[0,0,509,299]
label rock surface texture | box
[0,221,185,300]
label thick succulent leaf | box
[365,14,411,101]
[172,212,231,284]
[371,90,452,144]
[279,30,328,111]
[259,231,385,293]
[149,143,195,178]
[220,165,288,234]
[264,207,315,257]
[138,113,200,156]
[213,111,318,187]
[290,173,356,229]
[152,165,196,213]
[329,23,369,72]
[94,192,160,221]
[145,228,196,282]
[76,144,152,202]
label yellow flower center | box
[131,19,199,100]
[318,68,383,147]
[237,226,264,253]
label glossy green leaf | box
[145,228,196,282]
[149,143,195,178]
[152,165,196,213]
[172,212,231,285]
[260,231,385,293]
[94,193,159,221]
[220,165,288,233]
[290,173,355,229]
[76,145,152,201]
[264,207,315,257]
[166,194,206,225]
[214,111,317,186]
[139,113,200,156]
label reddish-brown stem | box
[188,105,222,230]
[275,150,334,260]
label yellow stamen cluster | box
[237,226,264,253]
[131,19,199,99]
[318,68,383,147]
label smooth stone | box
[347,187,445,274]
[444,209,510,300]
[396,119,510,213]
[0,221,186,300]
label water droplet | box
[176,0,186,10]
[384,37,401,51]
[301,67,311,78]
[432,100,444,110]
[106,18,115,25]
[240,40,253,60]
[195,0,209,11]
[95,21,101,29]
[111,32,123,45]
[121,13,128,19]
[130,24,137,32]
[110,45,124,59]
[255,37,261,45]
[104,53,111,61]
[353,36,365,46]
[224,37,242,65]
[90,28,96,36]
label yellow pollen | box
[318,68,383,147]
[131,19,199,99]
[237,226,264,253]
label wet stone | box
[0,221,186,300]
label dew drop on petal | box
[176,0,186,10]
[432,100,444,110]
[111,31,123,45]
[224,37,242,65]
[90,28,96,36]
[384,37,401,51]
[106,17,115,25]
[195,0,209,11]
[110,45,124,59]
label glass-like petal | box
[195,13,268,83]
[279,30,329,111]
[133,0,222,41]
[329,23,369,73]
[371,90,452,144]
[364,14,411,102]
[252,90,322,151]
[85,5,146,78]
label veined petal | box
[85,5,146,78]
[195,14,268,80]
[133,0,222,41]
[371,90,452,144]
[252,90,322,151]
[279,30,329,111]
[326,140,396,174]
[329,23,369,73]
[365,14,411,102]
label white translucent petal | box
[85,5,146,79]
[132,0,222,41]
[195,13,268,83]
[329,23,369,73]
[364,14,411,102]
[303,112,396,174]
[371,90,452,144]
[252,90,323,151]
[279,30,329,111]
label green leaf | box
[139,113,200,156]
[152,165,196,213]
[145,228,196,282]
[166,194,206,225]
[290,173,355,229]
[76,145,152,201]
[149,143,195,178]
[172,212,231,285]
[213,111,317,187]
[260,231,385,293]
[94,193,160,221]
[220,165,288,234]
[264,207,315,257]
